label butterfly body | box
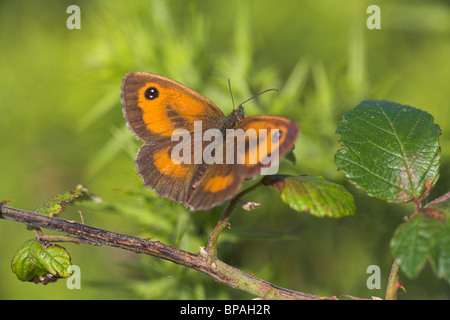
[121,72,298,210]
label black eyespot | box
[144,87,159,100]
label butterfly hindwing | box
[234,115,299,177]
[188,163,242,211]
[187,115,298,210]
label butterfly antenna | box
[228,78,235,110]
[239,88,278,107]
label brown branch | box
[0,202,320,300]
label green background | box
[1,0,449,299]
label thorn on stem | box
[396,281,406,293]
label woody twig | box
[0,201,319,300]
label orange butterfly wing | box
[121,72,223,204]
[122,72,223,141]
[122,72,299,211]
[188,163,241,210]
[187,115,298,210]
[235,115,299,176]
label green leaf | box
[335,100,440,203]
[10,240,47,282]
[390,215,430,279]
[425,199,450,282]
[283,147,297,166]
[429,220,450,283]
[35,185,87,216]
[11,239,72,284]
[390,212,449,282]
[262,175,355,218]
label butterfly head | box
[223,105,245,129]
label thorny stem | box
[206,180,264,262]
[426,191,450,207]
[0,201,320,300]
[385,260,402,300]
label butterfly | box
[121,72,298,211]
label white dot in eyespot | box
[272,130,282,143]
[145,87,159,100]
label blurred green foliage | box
[1,0,449,299]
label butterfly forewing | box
[122,72,224,142]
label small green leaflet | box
[35,185,86,216]
[262,175,355,218]
[10,239,72,284]
[335,100,440,203]
[390,205,449,283]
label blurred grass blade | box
[347,3,367,98]
[84,126,134,178]
[262,175,355,218]
[272,56,310,114]
[312,61,332,114]
[335,100,441,203]
[75,87,118,132]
